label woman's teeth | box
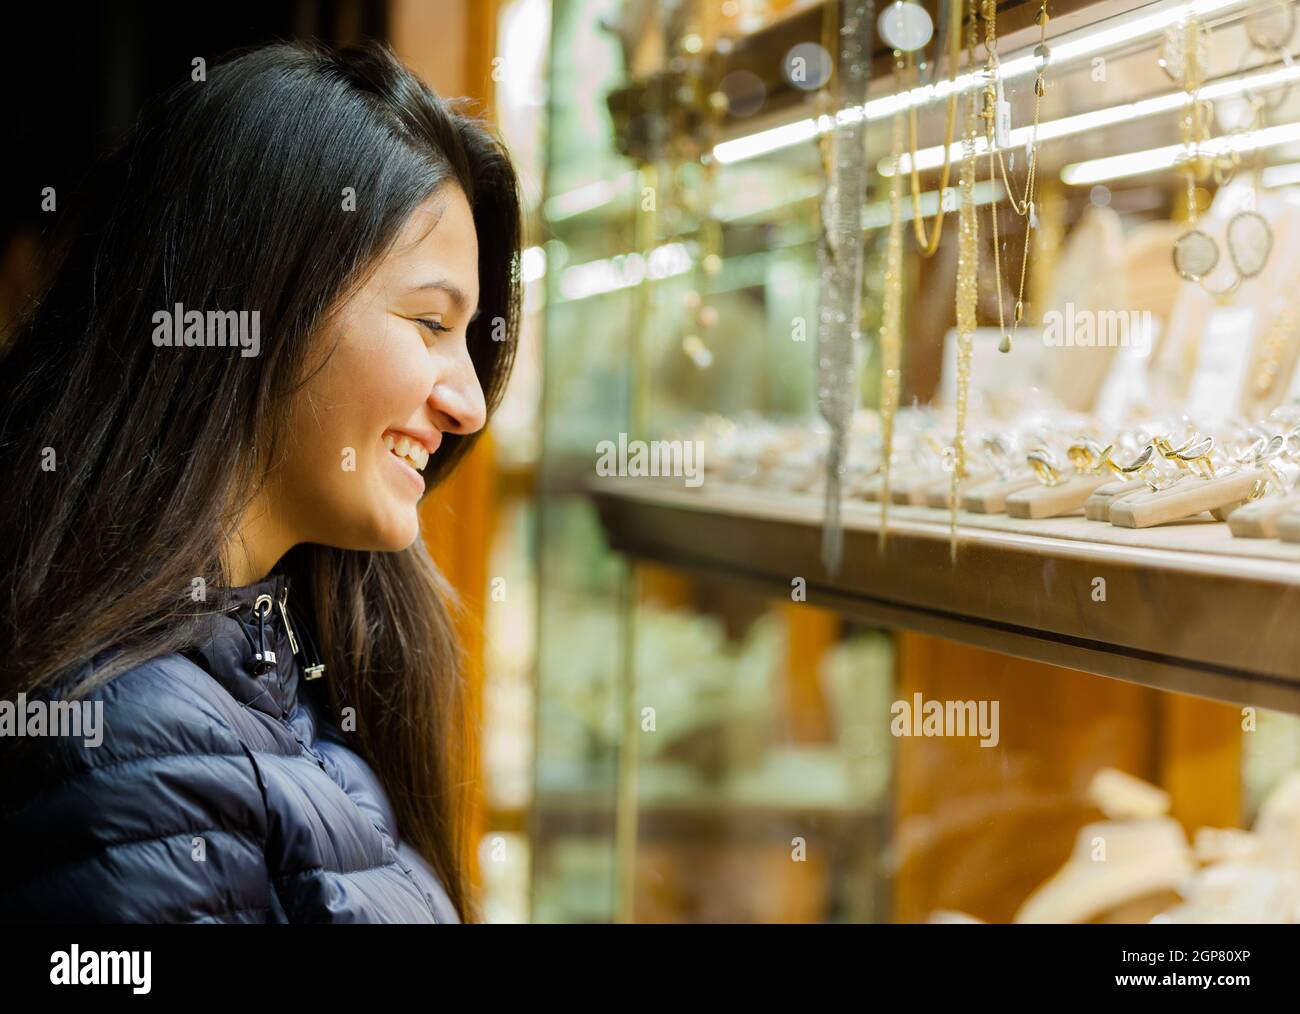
[383,433,429,472]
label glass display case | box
[532,0,1300,923]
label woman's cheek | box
[351,325,433,419]
[290,317,431,548]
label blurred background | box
[6,0,1300,924]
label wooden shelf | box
[532,795,883,841]
[591,477,1300,715]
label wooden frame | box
[593,478,1300,715]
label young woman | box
[0,41,521,923]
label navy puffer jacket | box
[0,573,458,923]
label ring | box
[1028,448,1065,486]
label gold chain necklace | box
[1254,288,1300,400]
[981,0,1050,354]
[950,3,981,559]
[880,51,908,544]
[904,0,965,256]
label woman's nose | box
[429,352,487,436]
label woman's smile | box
[382,431,435,494]
[383,429,436,471]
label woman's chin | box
[326,504,421,553]
[372,510,422,552]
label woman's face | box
[270,185,485,555]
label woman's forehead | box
[386,189,479,289]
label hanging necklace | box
[982,0,1051,354]
[1242,4,1297,396]
[814,0,875,575]
[1166,14,1274,296]
[950,2,981,559]
[886,0,963,256]
[879,1,961,541]
[1253,287,1300,400]
[876,0,950,545]
[879,50,908,544]
[679,10,724,370]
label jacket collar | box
[185,572,302,720]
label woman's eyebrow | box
[410,279,476,316]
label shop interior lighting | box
[712,0,1245,165]
[1060,119,1300,184]
[882,57,1300,176]
[1262,160,1300,187]
[551,179,1004,302]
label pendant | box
[1227,210,1273,279]
[1172,229,1219,281]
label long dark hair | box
[0,41,522,922]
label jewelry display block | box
[1005,473,1110,519]
[962,473,1040,513]
[1084,478,1148,521]
[1108,469,1264,529]
[1228,493,1300,538]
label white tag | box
[938,326,1048,408]
[1187,306,1255,425]
[1094,320,1158,427]
[995,77,1012,150]
[1285,336,1300,401]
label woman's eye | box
[416,317,452,335]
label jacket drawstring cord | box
[250,594,276,675]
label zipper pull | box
[277,588,301,657]
[251,594,277,675]
[279,586,326,681]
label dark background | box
[1,1,388,329]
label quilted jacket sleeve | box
[0,658,278,924]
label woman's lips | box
[383,431,434,470]
[383,438,427,494]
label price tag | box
[1094,318,1158,426]
[1283,321,1300,401]
[1187,305,1255,425]
[995,77,1012,150]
